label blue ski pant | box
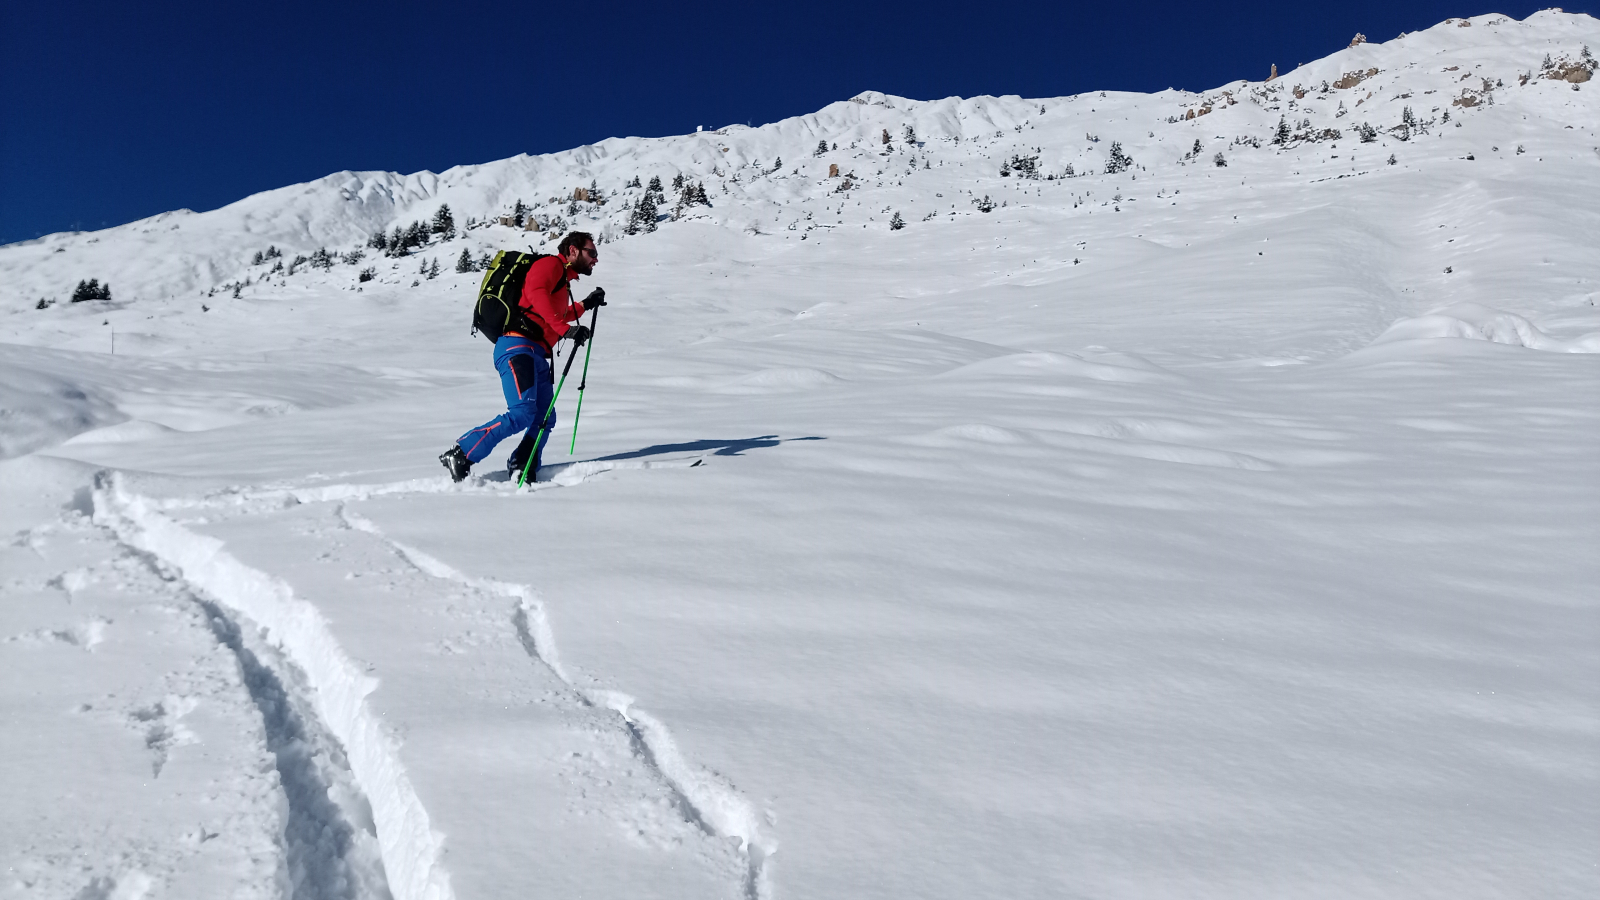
[456,335,555,470]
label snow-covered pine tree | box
[1398,106,1417,141]
[1358,121,1377,142]
[431,205,456,240]
[1273,116,1291,145]
[456,248,475,273]
[513,200,527,228]
[889,211,905,230]
[634,191,659,233]
[1104,141,1132,174]
[814,140,828,157]
[251,250,264,265]
[903,125,917,144]
[1213,152,1227,167]
[1190,138,1202,158]
[672,174,685,191]
[368,231,388,250]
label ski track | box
[139,455,707,518]
[91,471,453,900]
[194,595,385,900]
[336,505,776,900]
[87,458,770,900]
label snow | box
[3,11,1598,900]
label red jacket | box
[511,255,588,350]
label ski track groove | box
[138,455,707,517]
[91,472,453,900]
[336,505,776,900]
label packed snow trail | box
[92,473,452,900]
[85,478,761,898]
[340,506,775,899]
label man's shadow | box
[594,434,824,462]
[484,435,824,483]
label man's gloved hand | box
[582,287,606,308]
[566,324,592,347]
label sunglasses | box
[582,246,599,258]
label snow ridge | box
[337,506,776,900]
[91,473,454,900]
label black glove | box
[582,287,606,308]
[566,324,592,347]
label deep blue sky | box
[1,1,1585,245]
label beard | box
[571,255,594,276]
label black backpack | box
[472,251,567,342]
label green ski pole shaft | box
[516,341,582,488]
[568,304,601,454]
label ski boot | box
[439,445,472,483]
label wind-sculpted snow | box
[1370,302,1600,352]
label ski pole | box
[568,303,601,454]
[516,340,583,488]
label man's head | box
[558,231,598,276]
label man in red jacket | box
[440,231,603,482]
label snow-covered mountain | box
[2,12,1597,900]
[4,10,1595,317]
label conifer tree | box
[431,204,456,239]
[1191,138,1202,158]
[1104,141,1132,174]
[903,125,917,144]
[631,191,659,233]
[456,248,475,273]
[1273,116,1291,145]
[513,200,527,228]
[672,174,685,191]
[889,211,905,230]
[1213,152,1227,167]
[1398,106,1417,141]
[814,140,828,157]
[252,250,264,265]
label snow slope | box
[3,11,1598,900]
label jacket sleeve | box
[520,258,581,338]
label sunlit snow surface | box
[3,12,1598,900]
